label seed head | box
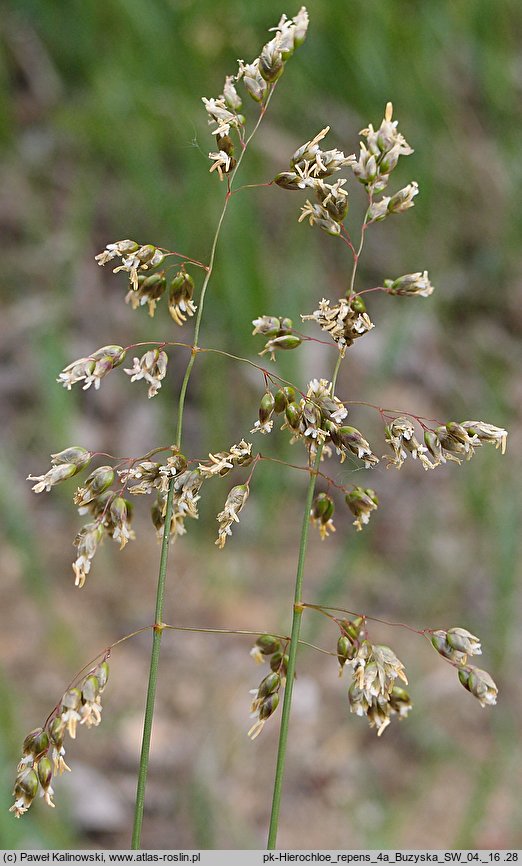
[57,346,126,391]
[384,271,434,298]
[250,635,282,663]
[345,487,379,531]
[125,348,168,398]
[251,391,276,435]
[334,426,379,468]
[74,466,115,507]
[199,440,252,478]
[248,665,282,740]
[215,484,249,549]
[458,666,498,707]
[258,333,302,361]
[384,417,433,470]
[27,462,80,494]
[72,522,106,587]
[125,272,167,316]
[97,241,164,290]
[237,59,268,103]
[353,102,413,194]
[310,492,336,540]
[202,96,244,137]
[346,640,411,736]
[168,271,197,326]
[302,296,374,354]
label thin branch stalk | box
[267,353,343,848]
[268,194,369,847]
[131,91,274,849]
[131,480,175,849]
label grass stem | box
[131,90,274,849]
[267,353,343,848]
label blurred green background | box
[1,0,521,850]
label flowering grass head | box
[10,662,109,817]
[14,7,510,848]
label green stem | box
[131,91,274,849]
[174,206,226,449]
[268,194,367,846]
[175,91,274,449]
[267,353,343,849]
[347,208,368,298]
[131,479,175,849]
